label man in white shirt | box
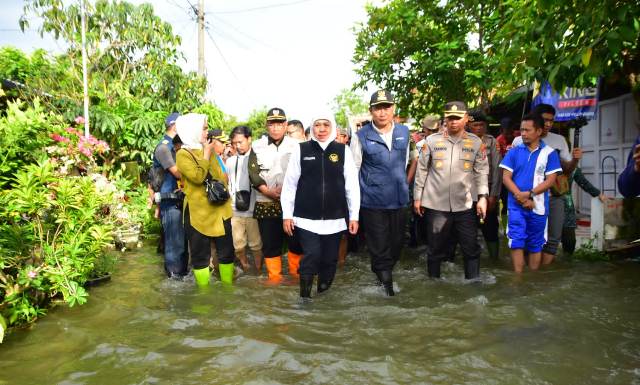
[227,125,263,274]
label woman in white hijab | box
[175,113,235,287]
[280,112,360,300]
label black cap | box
[207,129,228,143]
[444,101,467,118]
[370,90,395,107]
[469,109,487,123]
[266,107,287,122]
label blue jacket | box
[357,123,410,209]
[618,135,640,198]
[153,134,179,209]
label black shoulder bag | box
[184,150,230,205]
[234,156,251,212]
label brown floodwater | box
[1,244,639,385]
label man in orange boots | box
[248,108,304,282]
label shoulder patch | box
[162,139,169,144]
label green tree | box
[241,107,268,139]
[332,88,369,128]
[352,0,511,119]
[17,0,208,166]
[494,0,640,106]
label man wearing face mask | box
[248,108,304,282]
[281,113,360,300]
[413,101,489,280]
[350,90,411,296]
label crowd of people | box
[148,90,638,300]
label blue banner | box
[531,80,600,121]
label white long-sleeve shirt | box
[281,142,360,235]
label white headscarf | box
[309,112,337,150]
[176,113,207,150]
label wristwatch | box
[529,189,536,198]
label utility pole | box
[198,0,205,76]
[80,0,90,136]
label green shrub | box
[0,160,115,327]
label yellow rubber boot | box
[264,256,283,283]
[287,251,302,277]
[193,267,210,287]
[219,263,234,285]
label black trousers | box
[296,228,342,280]
[361,207,407,273]
[476,202,499,242]
[184,207,234,269]
[562,227,577,255]
[257,217,303,258]
[425,208,480,265]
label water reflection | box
[0,245,639,385]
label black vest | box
[293,140,347,220]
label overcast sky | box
[1,0,377,125]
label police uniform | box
[248,107,304,281]
[413,101,489,279]
[469,111,502,259]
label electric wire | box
[210,0,316,15]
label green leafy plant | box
[572,238,610,262]
[0,160,115,327]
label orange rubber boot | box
[264,256,283,283]
[287,252,302,277]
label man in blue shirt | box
[618,135,640,197]
[499,113,562,273]
[152,112,188,278]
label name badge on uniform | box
[303,156,316,161]
[395,137,404,140]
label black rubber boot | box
[486,241,499,259]
[317,277,333,294]
[464,259,480,280]
[300,275,314,300]
[375,270,395,296]
[427,260,441,278]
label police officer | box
[468,110,502,259]
[413,101,489,280]
[351,90,411,296]
[248,108,304,282]
[152,112,188,278]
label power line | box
[207,15,277,51]
[204,26,255,104]
[210,0,316,14]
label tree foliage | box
[13,0,208,166]
[353,0,640,118]
[332,88,369,128]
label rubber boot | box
[264,256,283,283]
[464,259,480,280]
[375,270,395,297]
[317,277,333,294]
[486,241,499,259]
[300,274,314,301]
[219,263,234,284]
[193,267,210,287]
[287,251,302,277]
[427,260,441,278]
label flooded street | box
[1,244,639,385]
